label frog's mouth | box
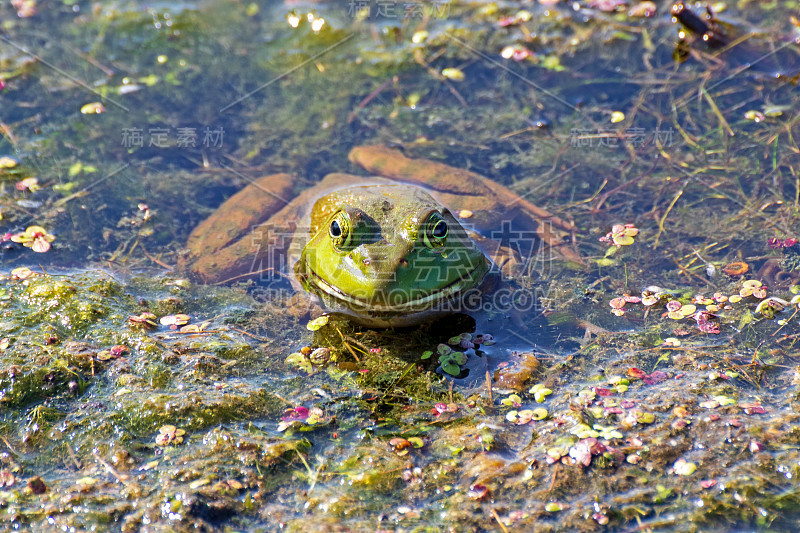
[300,261,487,316]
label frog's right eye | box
[422,212,448,250]
[329,212,353,251]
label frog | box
[183,145,582,326]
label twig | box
[0,122,16,146]
[294,449,319,495]
[680,242,725,261]
[339,329,371,354]
[93,451,132,487]
[66,443,82,470]
[347,76,397,123]
[490,508,509,533]
[653,186,685,248]
[379,363,416,402]
[161,330,217,336]
[334,326,362,362]
[340,338,360,362]
[140,246,174,270]
[214,267,284,285]
[671,256,711,287]
[413,49,468,107]
[773,307,799,337]
[548,463,560,492]
[229,327,272,342]
[0,437,19,456]
[592,157,660,212]
[701,87,734,137]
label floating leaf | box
[441,68,465,81]
[155,425,186,446]
[160,314,191,326]
[673,458,696,476]
[609,297,626,309]
[713,395,736,406]
[389,437,412,456]
[467,484,489,500]
[442,361,460,376]
[129,312,158,327]
[501,394,522,407]
[285,352,312,373]
[411,31,428,44]
[80,102,106,114]
[0,156,18,169]
[407,437,425,449]
[11,226,55,253]
[306,316,329,331]
[189,478,210,490]
[637,412,655,424]
[529,384,552,402]
[628,367,646,379]
[612,234,634,246]
[16,177,40,192]
[595,257,617,267]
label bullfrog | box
[184,145,582,326]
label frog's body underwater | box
[184,145,582,327]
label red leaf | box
[644,371,668,385]
[627,367,646,379]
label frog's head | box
[294,184,489,326]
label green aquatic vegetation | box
[111,388,287,436]
[436,343,467,377]
[0,365,76,409]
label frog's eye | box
[423,213,448,249]
[329,212,353,251]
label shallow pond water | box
[2,0,800,531]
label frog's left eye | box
[423,213,448,249]
[329,211,353,251]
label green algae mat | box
[2,1,800,531]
